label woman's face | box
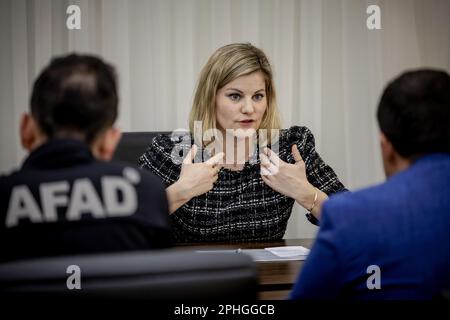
[215,71,267,136]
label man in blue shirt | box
[291,69,450,299]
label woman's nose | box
[241,97,255,114]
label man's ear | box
[92,127,122,161]
[20,113,45,152]
[380,132,394,161]
[380,132,398,177]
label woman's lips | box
[238,120,254,127]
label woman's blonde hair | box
[189,43,282,143]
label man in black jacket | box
[0,54,173,262]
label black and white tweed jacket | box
[139,126,346,243]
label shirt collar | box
[22,139,94,170]
[412,152,450,167]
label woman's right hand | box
[177,145,224,200]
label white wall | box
[1,0,449,238]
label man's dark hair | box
[30,54,118,144]
[377,69,450,158]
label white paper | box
[196,247,310,262]
[239,249,308,261]
[264,246,310,258]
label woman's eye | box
[228,93,241,102]
[253,94,264,101]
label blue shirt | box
[290,153,450,299]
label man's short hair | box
[30,54,118,144]
[377,69,450,158]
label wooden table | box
[176,238,314,300]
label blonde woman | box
[139,43,346,242]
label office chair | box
[0,249,258,301]
[112,131,171,165]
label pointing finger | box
[292,144,304,164]
[183,144,198,164]
[264,147,281,167]
[260,153,271,167]
[206,152,225,166]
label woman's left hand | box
[260,145,316,209]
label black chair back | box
[113,131,171,165]
[0,250,258,301]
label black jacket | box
[0,139,173,262]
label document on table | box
[196,246,310,262]
[265,246,310,258]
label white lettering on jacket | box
[5,168,140,228]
